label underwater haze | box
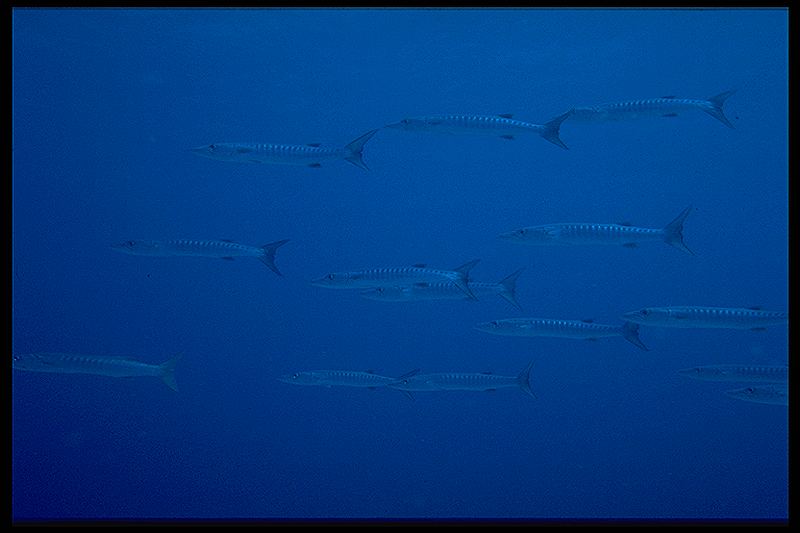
[11,8,789,522]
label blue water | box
[11,8,789,522]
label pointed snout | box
[498,230,519,240]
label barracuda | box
[189,129,378,170]
[475,318,649,351]
[388,361,536,399]
[359,268,524,310]
[384,110,573,149]
[499,206,694,255]
[569,91,736,128]
[12,352,182,391]
[313,259,481,300]
[621,306,788,330]
[111,238,289,275]
[678,364,787,383]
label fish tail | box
[703,90,736,128]
[343,129,379,171]
[517,360,536,399]
[453,259,481,300]
[539,109,573,149]
[497,267,524,310]
[259,239,290,276]
[662,205,695,255]
[159,353,183,392]
[620,321,649,351]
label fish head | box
[277,371,319,386]
[499,226,559,243]
[384,117,428,131]
[188,143,242,161]
[12,353,50,371]
[621,307,663,324]
[311,272,353,288]
[110,240,161,255]
[678,366,723,379]
[474,319,507,334]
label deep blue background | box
[12,8,788,521]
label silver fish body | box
[500,206,694,255]
[388,361,535,398]
[569,91,736,128]
[622,306,788,330]
[278,368,420,389]
[725,385,788,406]
[313,260,481,300]
[359,268,523,310]
[111,238,289,275]
[385,111,573,149]
[12,352,181,391]
[189,129,378,170]
[475,318,648,351]
[679,364,787,383]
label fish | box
[388,361,536,399]
[277,368,420,388]
[499,205,694,255]
[358,268,524,310]
[12,352,182,391]
[384,110,574,149]
[568,91,736,128]
[188,129,378,170]
[474,318,649,351]
[621,306,788,330]
[111,238,290,276]
[312,259,481,300]
[725,385,788,406]
[678,364,788,383]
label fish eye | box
[641,309,650,316]
[327,273,335,280]
[491,321,499,326]
[401,119,409,124]
[12,355,20,361]
[518,229,526,235]
[746,387,754,393]
[127,240,136,246]
[209,144,216,151]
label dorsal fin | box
[481,371,493,375]
[660,95,676,99]
[747,306,763,310]
[413,282,431,288]
[618,221,633,226]
[581,318,594,323]
[398,368,421,380]
[220,239,235,243]
[497,113,513,119]
[306,143,321,147]
[412,263,427,268]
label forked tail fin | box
[662,205,695,255]
[259,239,290,276]
[702,90,736,129]
[497,268,524,311]
[159,353,183,392]
[620,322,649,351]
[343,129,379,171]
[452,259,481,301]
[539,109,573,150]
[517,360,536,399]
